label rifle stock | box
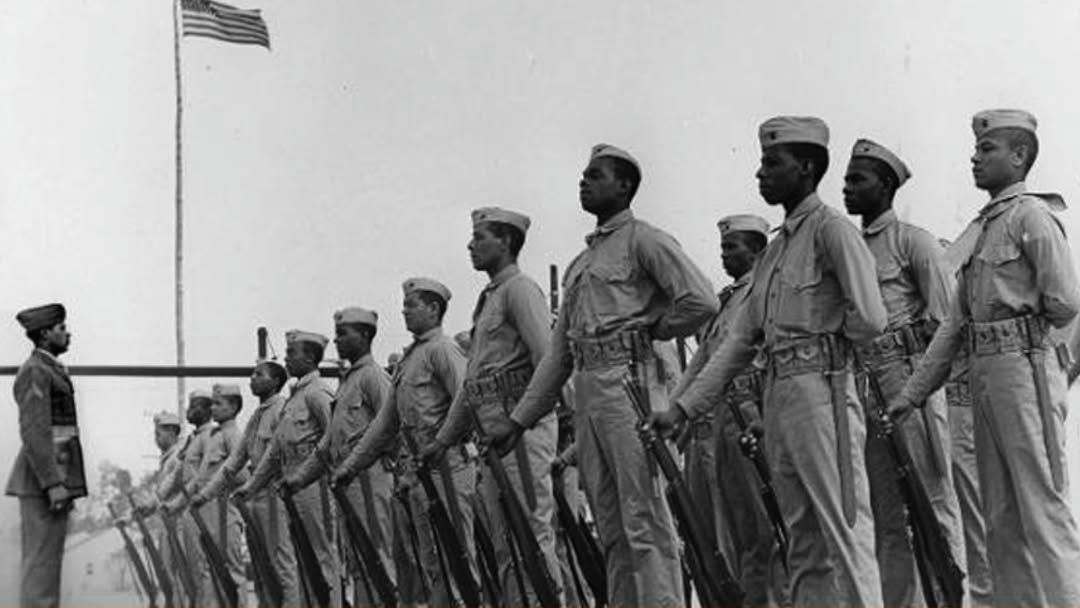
[181,489,239,608]
[402,433,482,607]
[552,468,607,607]
[331,483,399,606]
[125,495,174,608]
[279,488,332,608]
[622,375,744,607]
[863,363,965,608]
[109,503,159,608]
[234,497,284,607]
[160,512,198,605]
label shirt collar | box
[33,348,65,370]
[213,418,237,433]
[777,193,822,235]
[412,326,444,344]
[194,421,214,435]
[980,181,1027,220]
[486,263,521,290]
[862,208,897,236]
[586,209,634,245]
[258,392,286,412]
[293,370,320,391]
[344,353,375,377]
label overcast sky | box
[3,0,1080,594]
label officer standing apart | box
[284,307,396,608]
[889,109,1080,606]
[332,279,475,608]
[490,144,719,607]
[197,360,300,607]
[655,117,887,606]
[426,207,564,605]
[237,331,340,606]
[842,138,966,605]
[6,304,86,608]
[671,214,782,607]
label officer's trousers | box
[479,411,563,607]
[971,351,1080,606]
[574,364,683,608]
[19,496,69,608]
[764,370,882,607]
[250,489,300,608]
[863,361,965,607]
[946,383,992,605]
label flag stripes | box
[181,0,270,48]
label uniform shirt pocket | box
[777,261,824,328]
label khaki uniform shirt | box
[438,264,551,443]
[901,182,1080,404]
[193,418,242,492]
[677,193,887,418]
[202,393,285,498]
[340,328,466,475]
[248,372,334,492]
[863,209,953,330]
[294,354,393,485]
[510,209,719,427]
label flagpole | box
[172,0,186,418]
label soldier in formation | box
[73,112,1080,608]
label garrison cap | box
[212,383,242,398]
[590,143,640,172]
[189,389,212,403]
[334,307,378,328]
[717,214,770,238]
[972,109,1037,138]
[471,207,531,235]
[403,277,452,302]
[286,330,329,349]
[16,303,66,332]
[759,116,829,149]
[153,411,181,427]
[851,138,912,187]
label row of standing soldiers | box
[11,108,1080,607]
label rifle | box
[331,483,399,606]
[401,433,483,608]
[125,495,175,608]
[862,362,965,608]
[722,392,790,572]
[108,502,159,608]
[551,472,606,607]
[622,369,744,607]
[279,487,333,608]
[473,508,504,607]
[465,393,560,607]
[234,497,284,607]
[395,486,432,600]
[181,489,238,608]
[160,512,198,606]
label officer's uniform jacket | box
[5,349,86,498]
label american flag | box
[181,0,270,49]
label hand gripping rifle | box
[108,502,159,608]
[621,363,744,608]
[125,494,175,608]
[723,392,790,572]
[402,432,483,607]
[180,488,239,608]
[278,486,332,608]
[861,360,964,608]
[233,497,284,607]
